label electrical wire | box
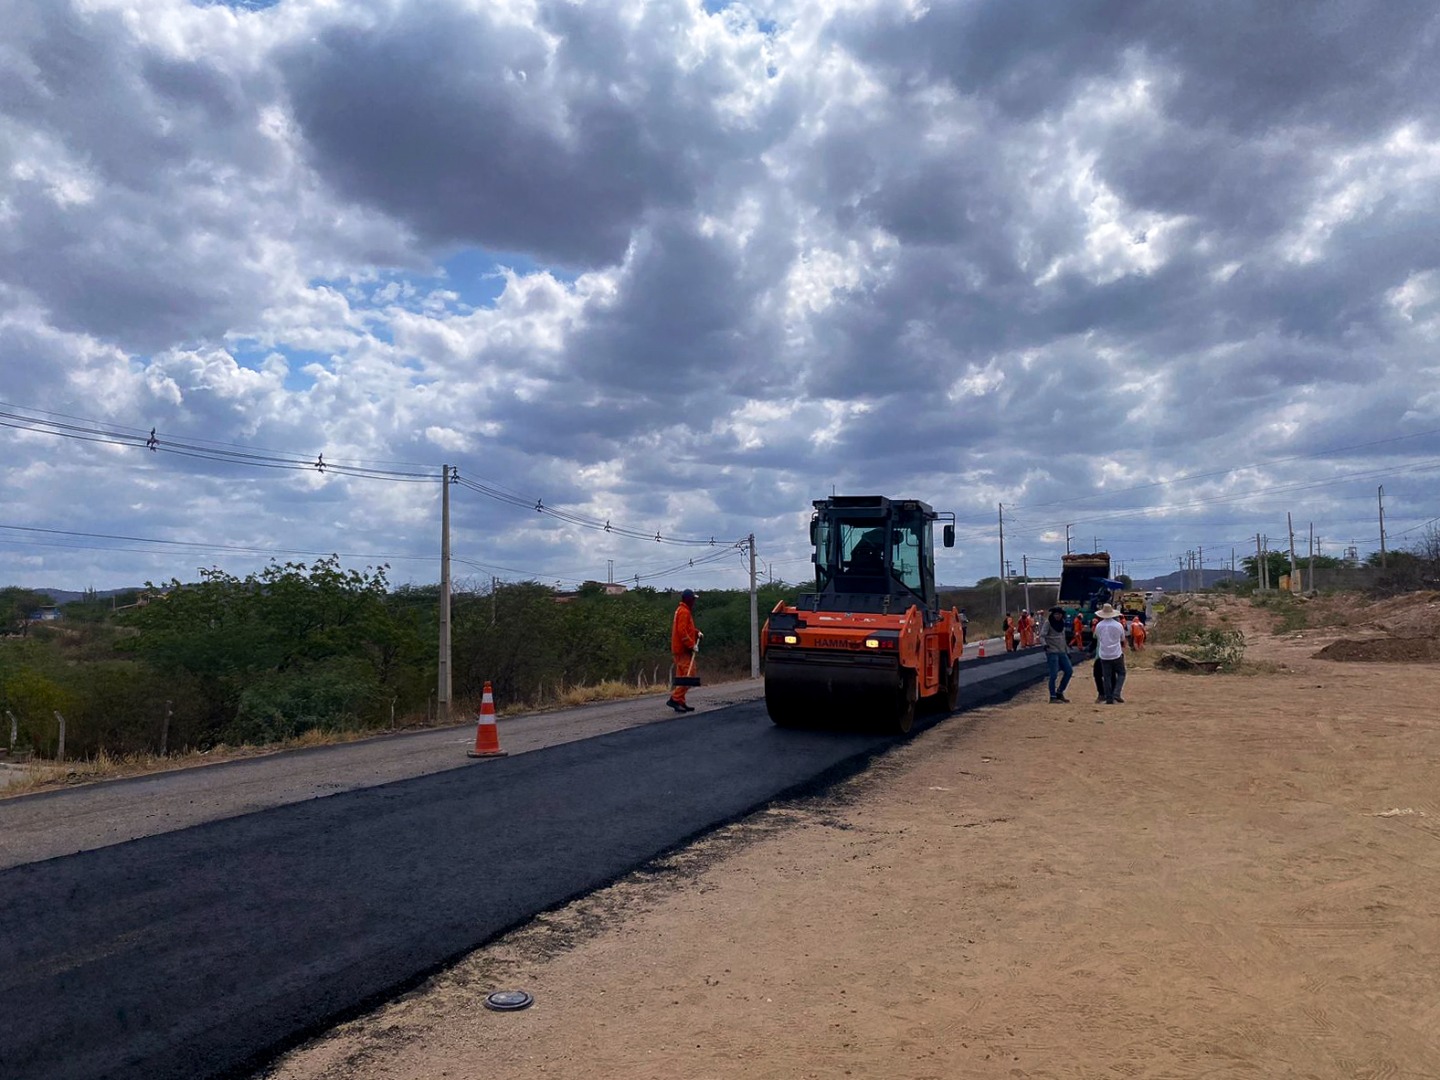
[1,400,748,550]
[450,472,744,548]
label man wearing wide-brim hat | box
[1094,603,1127,705]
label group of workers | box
[1001,610,1038,650]
[1070,610,1146,651]
[1004,608,1147,652]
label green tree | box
[123,557,419,743]
[0,587,55,636]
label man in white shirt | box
[1094,603,1127,704]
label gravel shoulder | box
[0,680,763,870]
[267,618,1440,1080]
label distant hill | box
[1134,569,1245,592]
[12,586,144,605]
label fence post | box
[54,711,66,762]
[6,710,16,751]
[160,700,172,757]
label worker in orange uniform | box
[1071,613,1084,647]
[1003,613,1016,652]
[1018,610,1032,648]
[1131,616,1147,651]
[668,589,701,713]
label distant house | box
[552,581,629,604]
[114,589,168,612]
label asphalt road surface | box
[0,649,1046,1080]
[0,680,767,871]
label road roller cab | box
[762,496,962,734]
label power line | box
[0,399,746,550]
[450,473,743,548]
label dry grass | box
[553,680,659,708]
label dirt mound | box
[1313,637,1440,663]
[1352,590,1440,638]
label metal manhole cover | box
[484,990,534,1012]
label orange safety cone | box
[468,682,508,759]
[977,643,985,658]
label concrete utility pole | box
[1198,546,1204,590]
[748,534,759,680]
[1178,555,1185,592]
[1022,555,1032,613]
[1255,533,1263,590]
[1308,522,1315,593]
[1065,524,1074,554]
[1296,512,1307,596]
[1378,486,1388,568]
[998,503,1007,620]
[438,464,452,725]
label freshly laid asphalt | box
[0,648,1047,1080]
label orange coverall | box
[1071,615,1083,647]
[670,601,699,706]
[1132,618,1147,650]
[1003,616,1016,652]
[1019,614,1034,648]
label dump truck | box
[761,495,962,734]
[1058,552,1122,648]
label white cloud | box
[2,0,1440,591]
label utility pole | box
[1022,555,1032,613]
[438,464,453,725]
[1178,555,1185,592]
[1065,524,1074,554]
[1198,546,1204,591]
[1262,534,1270,591]
[1308,522,1315,594]
[1287,512,1299,593]
[998,503,1007,620]
[748,534,759,680]
[1255,533,1263,590]
[1378,486,1387,568]
[491,576,498,627]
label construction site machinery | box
[1058,552,1123,647]
[1119,590,1149,622]
[761,496,962,734]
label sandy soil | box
[267,596,1440,1080]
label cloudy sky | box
[3,0,1439,596]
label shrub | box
[1172,627,1247,671]
[227,662,381,745]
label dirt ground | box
[267,594,1440,1080]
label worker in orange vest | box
[1131,616,1147,651]
[1071,613,1083,647]
[1019,610,1034,648]
[668,589,701,714]
[1003,613,1017,652]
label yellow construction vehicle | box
[761,496,962,734]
